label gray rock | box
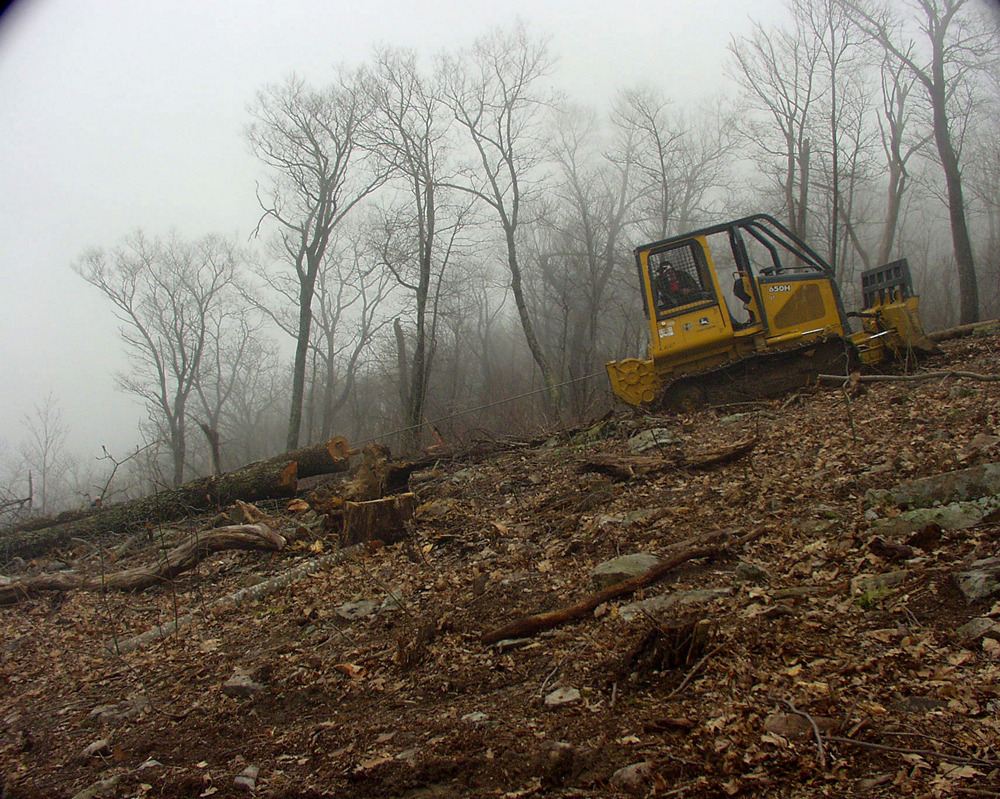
[851,570,908,597]
[222,669,265,697]
[336,600,378,620]
[889,463,1000,509]
[619,588,730,621]
[82,739,110,758]
[961,433,1000,458]
[628,428,682,454]
[70,775,121,799]
[890,696,948,714]
[234,764,259,792]
[592,553,660,589]
[570,422,613,444]
[623,508,658,526]
[88,695,150,726]
[734,562,770,585]
[955,558,1000,604]
[417,499,455,518]
[544,687,581,707]
[871,503,985,536]
[380,591,406,612]
[955,617,999,642]
[449,468,475,483]
[609,761,654,793]
[461,711,489,723]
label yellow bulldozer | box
[606,214,939,410]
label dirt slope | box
[2,331,1000,798]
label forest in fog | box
[2,0,999,519]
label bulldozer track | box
[658,337,857,412]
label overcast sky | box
[0,0,784,463]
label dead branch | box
[824,735,1000,769]
[105,542,367,655]
[0,524,285,605]
[481,528,765,645]
[579,436,758,480]
[3,445,315,560]
[102,524,286,591]
[781,699,828,771]
[819,371,1000,385]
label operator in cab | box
[655,262,699,310]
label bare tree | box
[611,89,738,240]
[438,23,563,420]
[75,232,240,485]
[17,394,72,514]
[844,0,997,323]
[729,17,823,238]
[308,236,394,440]
[871,55,932,268]
[193,302,268,474]
[247,72,387,449]
[364,47,471,451]
[244,225,392,445]
[530,103,636,418]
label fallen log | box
[260,436,355,478]
[0,524,285,605]
[580,436,758,480]
[4,439,353,543]
[481,528,764,645]
[1,440,348,560]
[929,319,999,343]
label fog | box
[0,0,767,460]
[2,0,997,513]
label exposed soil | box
[2,331,1000,798]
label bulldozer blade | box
[606,358,660,406]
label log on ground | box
[4,461,298,561]
[257,436,355,478]
[0,524,286,604]
[579,436,757,480]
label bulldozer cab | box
[609,215,850,406]
[636,215,848,363]
[608,214,936,407]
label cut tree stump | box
[622,616,714,679]
[341,493,417,547]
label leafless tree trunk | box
[364,48,471,451]
[248,73,387,450]
[729,19,822,239]
[438,24,563,422]
[17,394,72,514]
[75,233,240,485]
[845,0,992,323]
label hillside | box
[2,329,1000,799]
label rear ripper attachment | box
[606,215,938,411]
